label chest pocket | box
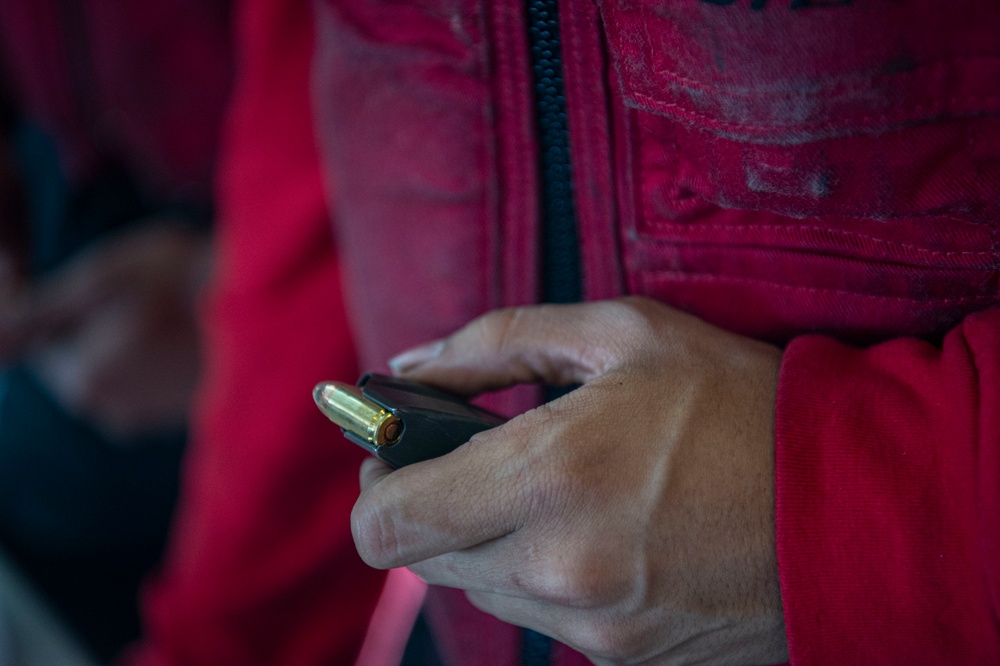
[598,0,1000,344]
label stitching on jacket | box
[637,222,994,259]
[628,94,1000,133]
[641,271,996,305]
[638,55,1000,97]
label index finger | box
[351,425,532,570]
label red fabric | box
[124,0,385,663]
[0,0,231,196]
[309,0,1000,663]
[777,310,1000,663]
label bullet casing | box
[313,382,401,447]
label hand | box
[0,222,211,440]
[353,297,789,665]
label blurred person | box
[0,0,231,659]
[126,0,392,664]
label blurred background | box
[0,0,232,661]
[0,1,424,662]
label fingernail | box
[388,340,444,374]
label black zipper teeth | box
[521,1,578,665]
[528,0,582,306]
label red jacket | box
[308,0,1000,663]
[134,1,999,663]
[0,0,231,198]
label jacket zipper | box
[522,0,580,664]
[528,0,582,306]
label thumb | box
[388,302,629,395]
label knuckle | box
[474,307,523,355]
[350,497,402,569]
[527,543,619,608]
[574,617,640,662]
[583,299,657,359]
[612,298,657,337]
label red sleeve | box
[776,307,1000,663]
[122,0,385,663]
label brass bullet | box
[313,381,402,447]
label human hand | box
[353,297,788,665]
[0,222,211,440]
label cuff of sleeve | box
[774,333,994,664]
